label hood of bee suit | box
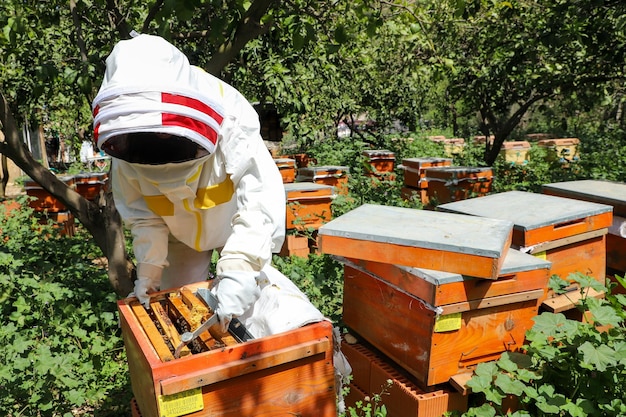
[92,34,224,155]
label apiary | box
[340,249,550,387]
[273,157,297,183]
[362,149,396,177]
[118,281,336,417]
[317,204,514,280]
[24,175,76,212]
[439,191,613,286]
[542,179,626,274]
[284,182,334,231]
[296,165,350,195]
[423,166,493,207]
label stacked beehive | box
[542,180,626,286]
[362,149,396,180]
[120,281,337,417]
[317,204,545,415]
[439,191,613,316]
[273,157,297,183]
[399,157,453,206]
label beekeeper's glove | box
[212,271,260,332]
[130,276,160,309]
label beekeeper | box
[91,33,325,338]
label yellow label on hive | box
[158,387,203,417]
[434,312,462,332]
[533,251,547,260]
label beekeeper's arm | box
[211,86,285,330]
[111,160,170,307]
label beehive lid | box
[402,157,453,167]
[284,182,334,195]
[362,149,395,158]
[274,157,296,166]
[542,180,626,218]
[401,248,550,285]
[298,165,349,174]
[318,204,514,279]
[425,166,492,179]
[439,191,613,246]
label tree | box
[434,0,626,165]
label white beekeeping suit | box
[91,34,325,335]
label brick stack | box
[317,204,531,415]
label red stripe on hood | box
[162,93,224,125]
[162,113,218,145]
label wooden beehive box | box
[296,165,350,195]
[362,149,396,175]
[439,191,613,284]
[74,172,108,201]
[284,182,334,231]
[537,137,580,162]
[118,282,336,417]
[273,157,297,183]
[542,179,626,274]
[423,166,493,207]
[429,137,466,156]
[499,141,531,165]
[342,257,546,387]
[24,175,76,212]
[317,204,514,280]
[400,157,454,189]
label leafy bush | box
[461,273,626,417]
[0,196,131,417]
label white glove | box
[130,276,160,309]
[213,271,260,332]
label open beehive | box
[118,281,336,417]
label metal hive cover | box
[439,190,612,231]
[318,203,514,259]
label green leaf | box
[578,341,616,372]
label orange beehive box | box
[542,179,626,274]
[296,165,350,195]
[537,137,580,162]
[24,175,76,212]
[362,149,396,175]
[423,166,493,206]
[342,263,544,387]
[273,157,297,183]
[500,141,531,165]
[75,172,108,200]
[439,191,613,285]
[118,282,336,417]
[429,137,465,156]
[342,247,551,307]
[284,182,334,231]
[317,204,514,280]
[400,157,453,188]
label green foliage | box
[272,253,344,324]
[342,379,391,417]
[461,273,626,417]
[0,197,130,417]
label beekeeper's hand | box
[213,271,260,332]
[130,276,160,309]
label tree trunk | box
[0,91,134,297]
